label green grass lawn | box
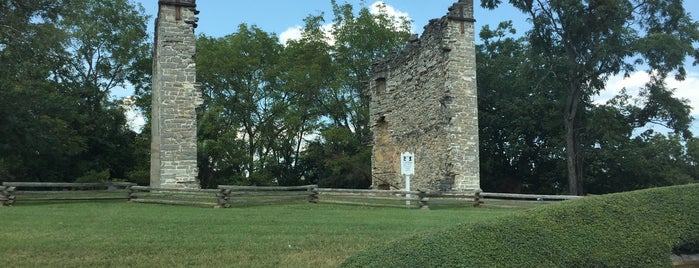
[0,201,518,267]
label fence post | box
[126,185,136,202]
[308,185,318,203]
[0,186,6,206]
[217,188,231,208]
[418,190,429,210]
[473,190,482,207]
[1,186,16,206]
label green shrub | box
[74,169,111,183]
[341,184,699,268]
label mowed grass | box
[0,201,518,267]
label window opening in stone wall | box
[374,77,386,95]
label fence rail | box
[219,185,317,205]
[315,188,427,209]
[1,181,580,209]
[128,186,228,208]
[218,185,315,191]
[422,191,482,207]
[480,192,583,201]
[2,182,135,188]
[1,182,135,205]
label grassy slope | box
[0,201,515,267]
[341,184,699,268]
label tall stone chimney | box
[150,0,202,188]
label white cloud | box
[369,1,411,31]
[279,24,336,45]
[668,73,699,115]
[594,72,649,105]
[126,109,145,133]
[595,71,699,115]
[592,71,699,135]
[121,96,145,133]
[279,25,303,45]
[370,1,408,18]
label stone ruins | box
[150,0,202,188]
[370,0,480,192]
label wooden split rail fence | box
[480,192,583,201]
[315,188,426,209]
[126,185,436,208]
[127,185,318,208]
[219,185,317,206]
[478,192,583,209]
[5,182,585,209]
[128,186,228,208]
[1,182,135,206]
[313,188,483,209]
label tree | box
[0,0,150,182]
[0,0,81,181]
[482,0,699,195]
[477,22,567,193]
[272,15,334,185]
[585,132,695,193]
[197,25,290,186]
[302,127,372,188]
[194,2,412,188]
[56,0,150,181]
[327,0,412,143]
[296,1,412,188]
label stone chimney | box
[150,0,202,188]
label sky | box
[125,0,699,134]
[134,0,530,40]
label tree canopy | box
[0,0,149,182]
[481,0,699,194]
[193,2,411,187]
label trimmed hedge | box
[341,184,699,268]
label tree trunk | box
[564,117,583,195]
[564,84,584,196]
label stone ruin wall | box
[370,0,479,192]
[150,0,202,188]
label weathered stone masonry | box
[370,0,479,192]
[150,0,202,188]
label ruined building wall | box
[150,0,202,188]
[370,0,479,192]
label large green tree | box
[477,21,698,194]
[272,16,334,186]
[195,2,412,188]
[0,0,150,182]
[583,87,697,193]
[477,22,567,193]
[326,0,411,143]
[197,24,330,187]
[0,0,84,181]
[482,0,699,195]
[58,0,149,181]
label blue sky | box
[126,0,699,134]
[134,1,530,39]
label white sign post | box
[401,152,415,206]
